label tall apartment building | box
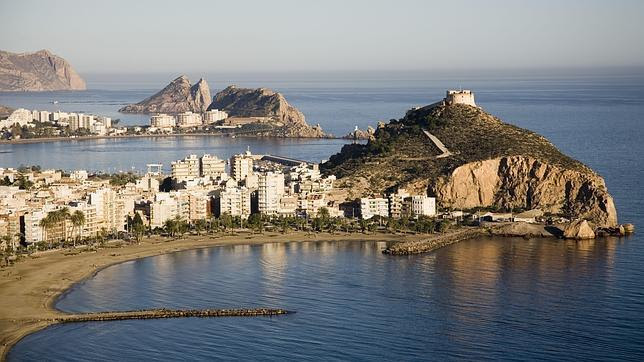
[68,201,101,239]
[150,114,176,128]
[89,188,125,232]
[230,150,254,181]
[176,112,202,128]
[216,186,252,219]
[177,191,209,221]
[150,193,179,228]
[203,109,228,124]
[388,189,410,219]
[258,172,285,215]
[171,154,201,182]
[359,198,389,220]
[171,154,226,182]
[200,154,226,178]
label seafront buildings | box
[0,148,446,249]
[0,107,231,141]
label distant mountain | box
[208,85,325,138]
[119,75,211,114]
[0,49,86,91]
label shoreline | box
[0,231,418,360]
[0,133,344,146]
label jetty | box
[383,227,486,255]
[52,308,292,324]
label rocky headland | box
[321,96,618,227]
[0,49,86,91]
[119,75,211,114]
[209,85,325,138]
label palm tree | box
[58,207,71,244]
[70,210,86,248]
[39,215,52,248]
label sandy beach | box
[0,231,414,360]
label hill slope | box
[321,103,617,226]
[0,50,86,91]
[119,75,211,114]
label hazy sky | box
[2,0,643,73]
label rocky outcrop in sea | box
[208,85,325,138]
[0,49,86,91]
[119,75,211,114]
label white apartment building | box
[22,209,47,244]
[70,170,89,181]
[171,154,201,182]
[217,186,252,219]
[407,196,436,218]
[0,108,34,129]
[258,172,285,215]
[176,112,202,128]
[360,198,389,220]
[203,109,228,124]
[230,151,254,181]
[150,193,179,228]
[150,114,176,128]
[200,154,226,178]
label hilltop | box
[321,93,617,226]
[119,75,211,114]
[208,85,325,138]
[0,49,86,91]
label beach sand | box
[0,231,412,360]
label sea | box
[3,69,644,361]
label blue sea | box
[4,69,644,361]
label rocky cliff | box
[321,102,618,226]
[208,86,325,138]
[119,75,211,114]
[0,49,86,91]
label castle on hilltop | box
[445,90,476,107]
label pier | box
[53,308,293,324]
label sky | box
[1,0,643,73]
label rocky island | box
[209,85,325,138]
[119,75,211,114]
[0,49,86,91]
[322,90,617,227]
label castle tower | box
[445,90,476,107]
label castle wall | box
[446,90,476,107]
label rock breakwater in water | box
[55,308,292,323]
[383,228,486,255]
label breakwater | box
[55,308,292,323]
[383,227,486,255]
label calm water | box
[10,237,644,361]
[5,70,644,360]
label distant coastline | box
[0,133,343,146]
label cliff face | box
[321,102,618,226]
[0,49,86,91]
[208,86,325,137]
[433,156,617,226]
[119,76,211,114]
